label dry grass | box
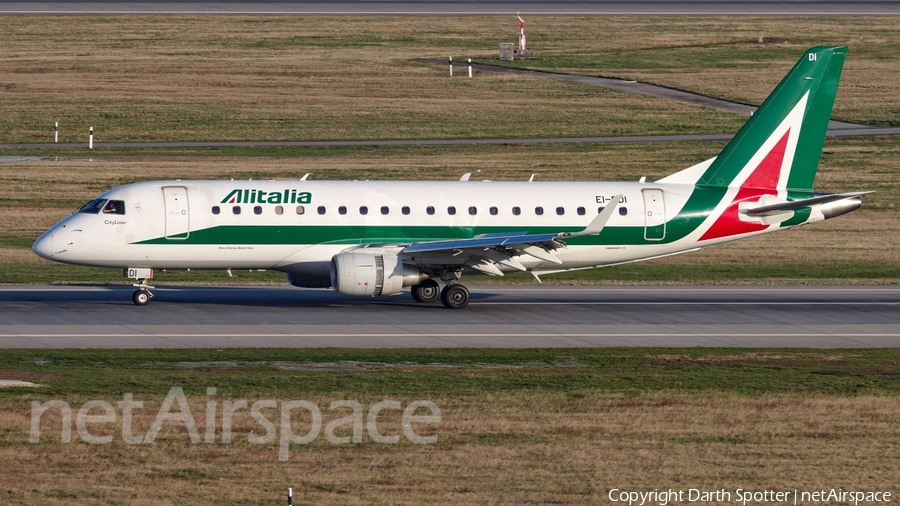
[1,16,899,144]
[0,16,751,143]
[3,392,898,504]
[509,16,900,125]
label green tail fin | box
[698,46,847,192]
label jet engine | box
[331,252,425,296]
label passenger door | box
[162,186,190,240]
[642,189,665,241]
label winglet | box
[560,194,622,238]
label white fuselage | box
[33,179,717,277]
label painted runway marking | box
[6,333,900,338]
[473,302,900,305]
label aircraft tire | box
[132,289,151,306]
[411,279,440,303]
[440,284,469,309]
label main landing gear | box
[132,278,154,306]
[411,279,440,304]
[410,279,470,309]
[440,283,470,309]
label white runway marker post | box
[448,56,452,76]
[89,126,93,149]
[287,488,292,506]
[468,58,472,78]
[54,122,58,143]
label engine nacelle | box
[286,271,331,289]
[331,252,424,296]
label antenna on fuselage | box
[300,173,310,181]
[528,174,535,182]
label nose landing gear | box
[132,278,154,306]
[132,288,152,306]
[126,268,155,306]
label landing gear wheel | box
[440,284,470,309]
[132,289,152,306]
[411,279,440,303]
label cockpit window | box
[78,199,108,214]
[102,200,126,215]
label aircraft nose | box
[32,232,55,260]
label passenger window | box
[317,206,326,215]
[275,205,283,215]
[577,207,585,216]
[402,206,410,215]
[102,200,125,215]
[233,206,241,215]
[490,207,498,215]
[535,207,544,216]
[296,205,305,215]
[468,206,477,215]
[212,206,220,215]
[598,206,605,214]
[338,206,347,215]
[78,199,108,214]
[254,206,263,215]
[426,206,435,215]
[512,206,521,216]
[619,207,628,216]
[360,206,368,215]
[448,206,456,215]
[556,207,565,216]
[381,206,389,215]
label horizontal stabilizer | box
[741,191,872,216]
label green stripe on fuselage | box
[135,186,726,247]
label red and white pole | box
[517,12,526,53]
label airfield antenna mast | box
[516,12,526,54]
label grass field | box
[2,348,899,504]
[487,16,900,126]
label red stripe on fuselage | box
[699,130,790,241]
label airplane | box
[33,46,868,309]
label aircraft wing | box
[402,231,560,255]
[400,196,622,272]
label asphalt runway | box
[1,285,898,348]
[2,1,900,15]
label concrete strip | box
[0,380,40,387]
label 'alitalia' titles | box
[221,189,312,205]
